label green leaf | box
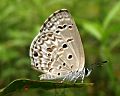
[0,79,93,96]
[103,1,120,30]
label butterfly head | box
[84,68,92,77]
[84,61,107,77]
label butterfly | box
[29,9,92,83]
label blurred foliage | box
[0,0,120,96]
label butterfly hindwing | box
[29,9,85,80]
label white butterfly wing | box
[29,9,85,80]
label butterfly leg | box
[72,73,82,83]
[60,77,67,83]
[73,68,85,83]
[70,75,76,82]
[73,76,79,83]
[61,74,70,83]
[81,68,85,83]
[61,72,73,83]
[69,71,79,83]
[72,73,85,83]
[81,75,85,83]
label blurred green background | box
[0,0,120,96]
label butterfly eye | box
[85,68,88,75]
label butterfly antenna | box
[88,61,108,71]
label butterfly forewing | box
[29,9,85,80]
